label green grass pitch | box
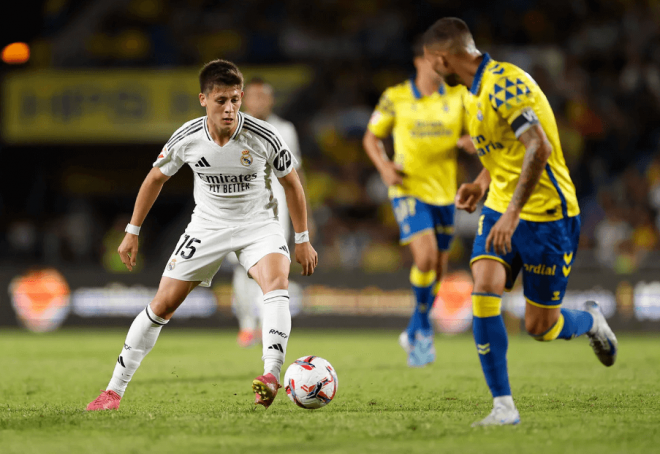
[1,328,659,454]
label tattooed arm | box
[485,124,552,255]
[508,125,553,213]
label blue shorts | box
[470,207,581,308]
[391,197,454,251]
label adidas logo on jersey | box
[195,157,211,167]
[279,245,288,254]
[267,343,284,353]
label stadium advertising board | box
[2,268,660,331]
[1,66,312,144]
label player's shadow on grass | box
[139,373,255,385]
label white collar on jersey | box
[203,112,245,143]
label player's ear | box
[199,92,207,107]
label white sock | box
[493,395,516,410]
[107,305,168,397]
[232,266,263,331]
[261,289,291,381]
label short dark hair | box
[199,59,244,94]
[424,17,475,53]
[412,35,425,58]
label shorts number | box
[478,215,484,236]
[394,198,417,224]
[175,235,201,259]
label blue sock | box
[472,293,511,397]
[407,266,436,341]
[557,309,594,340]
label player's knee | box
[414,254,437,273]
[149,298,180,319]
[262,276,288,294]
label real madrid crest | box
[167,258,176,271]
[240,149,253,166]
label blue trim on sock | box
[471,292,502,298]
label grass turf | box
[0,328,658,454]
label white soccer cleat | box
[408,330,435,368]
[585,300,617,367]
[398,331,412,354]
[472,397,520,427]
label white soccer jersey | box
[154,112,297,227]
[267,114,301,166]
[265,114,302,239]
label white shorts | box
[162,219,290,287]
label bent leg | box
[525,303,593,341]
[471,259,511,398]
[107,277,199,397]
[249,253,291,381]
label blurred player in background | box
[363,38,475,367]
[86,60,317,411]
[424,18,617,426]
[232,78,306,348]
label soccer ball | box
[283,356,338,409]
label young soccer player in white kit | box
[86,59,318,411]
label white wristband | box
[294,231,309,244]
[125,223,141,236]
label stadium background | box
[2,0,660,334]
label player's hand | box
[455,183,484,213]
[457,135,477,154]
[295,242,318,276]
[378,161,405,187]
[118,233,139,271]
[486,210,520,255]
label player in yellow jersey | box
[363,39,475,367]
[423,18,618,426]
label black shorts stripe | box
[169,126,202,148]
[144,307,165,325]
[244,118,282,148]
[243,124,279,153]
[167,118,204,146]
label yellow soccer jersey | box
[463,54,579,222]
[368,79,465,206]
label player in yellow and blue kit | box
[424,18,618,426]
[363,39,475,367]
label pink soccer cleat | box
[86,390,121,411]
[252,373,282,409]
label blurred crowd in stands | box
[3,0,660,274]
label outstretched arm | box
[118,167,170,271]
[485,124,552,254]
[278,168,318,276]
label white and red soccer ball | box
[283,356,338,409]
